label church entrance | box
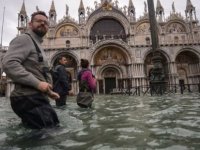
[92,45,129,94]
[105,77,116,94]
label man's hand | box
[37,81,60,100]
[37,81,52,92]
[47,88,60,100]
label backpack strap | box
[25,33,50,81]
[25,33,43,62]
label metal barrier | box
[110,84,200,96]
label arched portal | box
[144,52,169,82]
[101,67,120,94]
[175,51,200,85]
[177,69,187,86]
[93,45,128,94]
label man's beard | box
[32,26,47,37]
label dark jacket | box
[53,65,69,96]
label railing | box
[110,83,200,96]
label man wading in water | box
[2,11,60,129]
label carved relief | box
[167,23,186,33]
[136,23,150,34]
[56,25,79,37]
[94,47,126,65]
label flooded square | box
[0,94,199,149]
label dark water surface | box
[0,94,200,150]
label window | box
[66,40,70,47]
[146,37,150,45]
[174,36,179,44]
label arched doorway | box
[102,67,120,94]
[177,69,187,86]
[92,45,128,94]
[175,51,200,84]
[144,52,169,82]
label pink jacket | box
[80,70,96,91]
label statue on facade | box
[172,1,175,13]
[114,0,119,8]
[123,6,127,15]
[66,4,69,16]
[36,6,39,11]
[94,1,98,9]
[144,1,147,13]
[86,7,91,16]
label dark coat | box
[53,65,70,96]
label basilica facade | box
[3,0,200,95]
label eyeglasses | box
[33,19,49,26]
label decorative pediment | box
[166,13,185,22]
[58,16,78,25]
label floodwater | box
[0,94,200,150]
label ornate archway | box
[144,51,169,82]
[175,51,200,84]
[92,45,128,94]
[101,67,120,94]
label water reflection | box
[0,94,200,149]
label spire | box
[20,0,27,15]
[156,0,163,11]
[50,0,56,12]
[78,0,85,24]
[128,0,134,8]
[156,0,164,22]
[185,0,197,21]
[128,0,136,22]
[18,0,28,34]
[186,0,193,8]
[49,0,57,26]
[186,0,194,11]
[79,0,85,13]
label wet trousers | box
[56,95,67,106]
[10,93,59,129]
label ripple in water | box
[0,94,199,149]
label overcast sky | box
[0,0,200,46]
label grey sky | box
[0,0,200,46]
